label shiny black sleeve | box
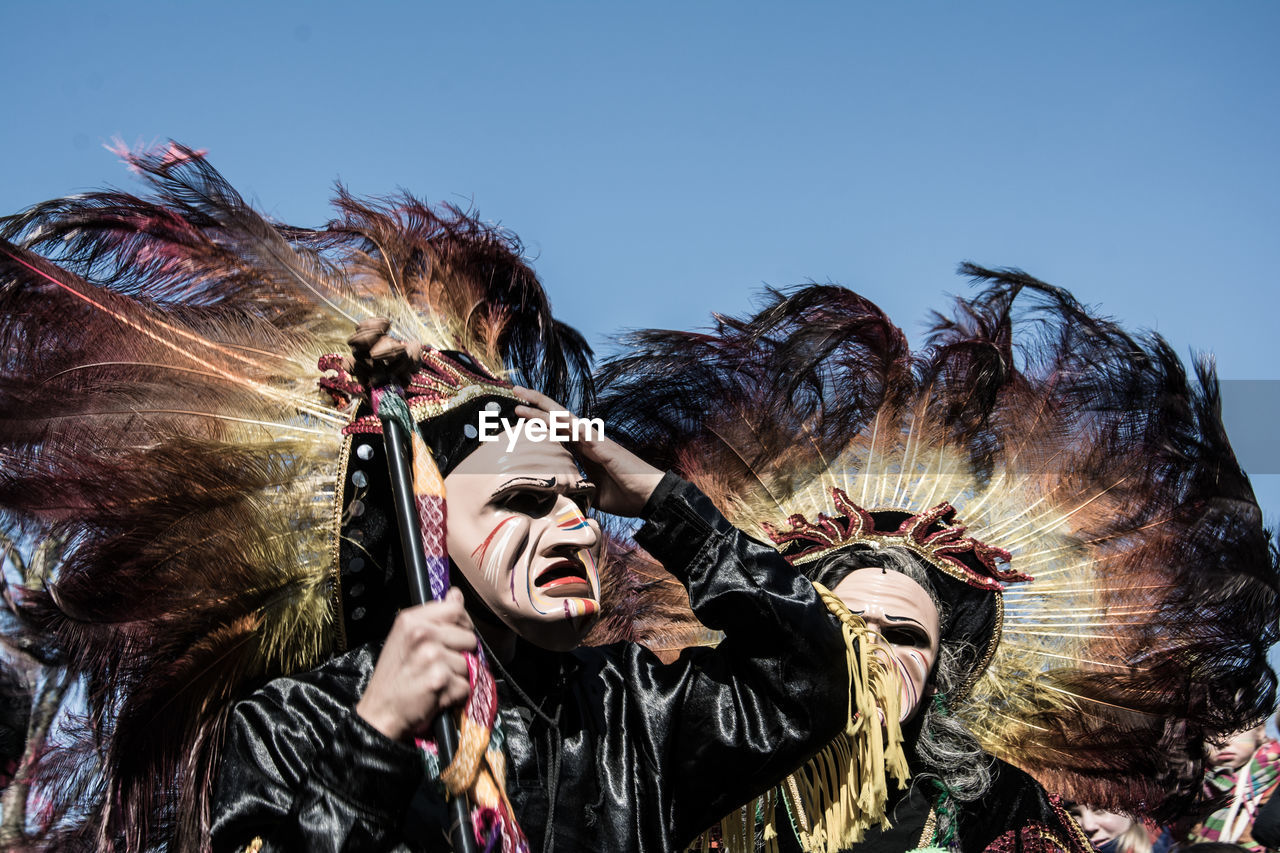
[210,648,430,853]
[629,473,851,842]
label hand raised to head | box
[512,386,664,518]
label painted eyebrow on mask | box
[849,609,928,631]
[493,476,558,494]
[492,477,597,499]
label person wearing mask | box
[598,274,1279,852]
[0,146,878,852]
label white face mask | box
[832,568,942,722]
[444,429,602,651]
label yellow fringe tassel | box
[704,583,910,853]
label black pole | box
[382,415,478,853]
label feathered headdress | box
[0,144,592,852]
[595,273,1279,824]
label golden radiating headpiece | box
[0,144,589,852]
[597,276,1279,825]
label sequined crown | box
[318,346,517,435]
[762,487,1030,591]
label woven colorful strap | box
[371,386,529,853]
[372,387,452,600]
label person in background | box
[1071,806,1173,853]
[1188,726,1280,852]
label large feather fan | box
[594,271,1279,821]
[0,143,592,852]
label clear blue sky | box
[4,1,1278,524]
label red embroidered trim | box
[317,348,514,435]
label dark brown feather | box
[595,272,1279,821]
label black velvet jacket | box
[211,475,850,852]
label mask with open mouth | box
[443,428,603,651]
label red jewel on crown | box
[761,487,1031,590]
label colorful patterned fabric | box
[1190,739,1280,852]
[373,385,529,853]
